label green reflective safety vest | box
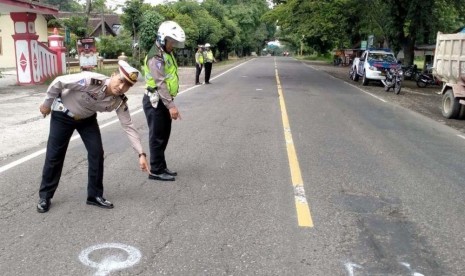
[143,52,179,97]
[205,50,214,62]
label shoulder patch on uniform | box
[76,79,86,86]
[156,61,162,70]
[115,95,129,111]
[91,78,104,86]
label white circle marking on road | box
[79,243,142,276]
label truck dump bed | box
[433,32,465,84]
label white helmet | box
[204,43,211,48]
[157,21,185,48]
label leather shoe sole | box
[37,198,51,213]
[149,173,175,181]
[86,197,114,209]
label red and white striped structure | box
[0,0,61,85]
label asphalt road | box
[0,57,464,275]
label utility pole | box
[101,4,105,36]
[85,0,91,37]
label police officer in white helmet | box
[203,43,216,84]
[142,21,185,181]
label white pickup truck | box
[349,49,398,85]
[432,31,465,119]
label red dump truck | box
[433,31,465,119]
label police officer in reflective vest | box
[142,21,185,181]
[37,60,150,213]
[203,43,216,84]
[195,45,204,85]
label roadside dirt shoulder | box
[303,60,465,134]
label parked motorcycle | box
[416,72,441,88]
[402,64,420,81]
[382,66,403,94]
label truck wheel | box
[441,89,461,119]
[362,71,369,86]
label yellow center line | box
[274,58,314,228]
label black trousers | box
[143,94,172,174]
[39,112,104,199]
[195,63,203,84]
[204,62,212,83]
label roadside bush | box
[302,53,333,63]
[97,34,133,59]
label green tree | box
[61,16,89,38]
[173,13,198,50]
[377,0,462,65]
[170,1,222,52]
[265,0,465,64]
[121,0,152,39]
[121,0,153,59]
[97,32,133,58]
[216,17,241,59]
[139,10,165,51]
[225,0,271,55]
[202,0,241,59]
[153,4,178,20]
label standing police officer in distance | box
[37,60,150,213]
[203,43,216,84]
[143,21,185,181]
[195,45,204,85]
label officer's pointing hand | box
[40,104,51,118]
[169,106,182,120]
[139,155,150,174]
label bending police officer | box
[37,60,150,213]
[142,21,185,181]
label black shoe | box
[37,198,51,213]
[205,82,211,84]
[195,82,201,85]
[164,168,177,176]
[86,196,114,209]
[148,172,175,181]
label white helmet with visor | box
[157,21,186,48]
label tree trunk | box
[402,37,416,66]
[132,22,137,61]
